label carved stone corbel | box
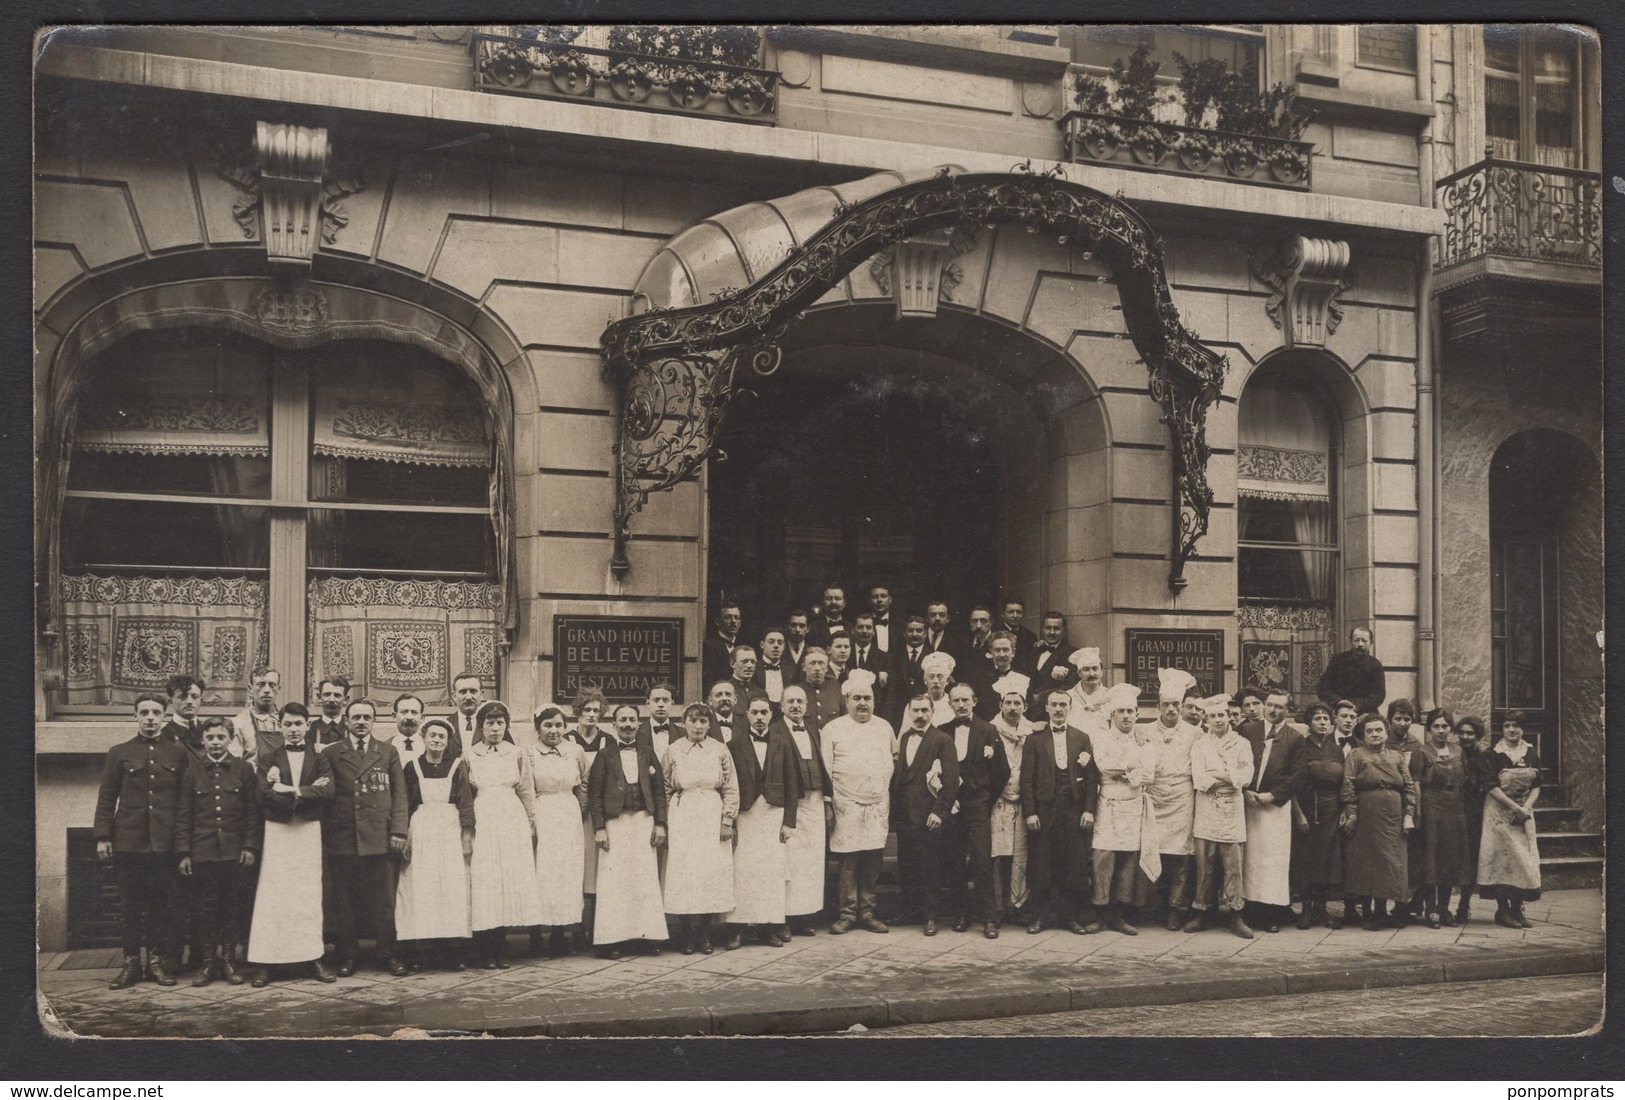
[869,227,977,319]
[215,122,366,265]
[1250,233,1352,348]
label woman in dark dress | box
[1453,716,1494,923]
[1340,713,1417,931]
[1291,703,1345,929]
[1477,710,1543,928]
[1415,708,1473,927]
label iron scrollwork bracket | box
[601,171,1226,590]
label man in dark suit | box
[885,614,930,727]
[308,676,350,749]
[924,601,954,657]
[95,692,191,989]
[783,609,812,674]
[701,603,743,698]
[1024,611,1078,721]
[725,645,766,708]
[176,717,263,987]
[1021,689,1101,935]
[753,626,796,714]
[161,674,206,757]
[997,597,1039,671]
[1238,689,1307,933]
[806,585,850,651]
[891,695,959,935]
[965,632,1020,720]
[322,699,410,977]
[866,585,895,654]
[706,680,749,744]
[1315,626,1386,715]
[725,696,803,948]
[849,612,890,715]
[588,705,669,958]
[797,648,843,734]
[636,681,679,761]
[964,606,995,666]
[941,680,1011,937]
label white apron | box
[248,815,324,965]
[395,773,472,941]
[1242,800,1293,905]
[593,810,669,942]
[784,790,827,916]
[824,717,895,853]
[532,747,587,926]
[1477,768,1543,892]
[728,794,789,924]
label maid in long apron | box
[394,718,473,970]
[247,714,335,987]
[531,706,589,956]
[1477,713,1543,929]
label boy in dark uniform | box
[176,717,263,986]
[94,692,191,989]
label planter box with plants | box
[471,25,780,124]
[1060,47,1315,189]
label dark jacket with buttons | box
[729,725,802,828]
[93,735,192,853]
[175,753,264,861]
[587,738,668,831]
[321,737,410,857]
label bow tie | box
[874,616,889,625]
[791,725,806,733]
[402,736,415,752]
[762,663,780,671]
[652,724,669,733]
[751,732,769,743]
[1338,735,1357,747]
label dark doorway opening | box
[708,369,1004,633]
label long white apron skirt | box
[990,798,1029,910]
[247,817,325,965]
[534,789,586,926]
[1243,800,1293,906]
[593,810,669,942]
[783,791,827,916]
[470,787,544,930]
[395,793,472,941]
[662,788,735,914]
[728,795,789,924]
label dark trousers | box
[326,853,398,959]
[895,820,948,921]
[115,852,179,957]
[236,858,260,946]
[1134,853,1195,911]
[191,859,243,948]
[836,849,883,921]
[946,804,997,923]
[1025,791,1093,924]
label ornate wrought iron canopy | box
[599,167,1229,591]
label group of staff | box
[92,601,1545,992]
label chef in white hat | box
[819,668,895,934]
[1089,682,1157,936]
[988,671,1034,932]
[1185,693,1255,939]
[1137,667,1204,930]
[1064,647,1112,739]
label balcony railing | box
[470,31,779,125]
[1437,157,1601,270]
[1060,111,1314,190]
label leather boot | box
[219,945,245,986]
[148,952,178,987]
[190,945,218,987]
[110,955,143,990]
[1229,911,1255,940]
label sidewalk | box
[38,889,1602,1039]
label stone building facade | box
[32,23,1601,949]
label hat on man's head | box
[992,671,1031,699]
[920,651,956,677]
[1198,693,1232,715]
[842,668,878,696]
[1104,683,1143,713]
[1068,646,1101,670]
[1157,667,1197,702]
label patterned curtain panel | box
[61,574,268,707]
[311,360,489,468]
[1238,604,1333,711]
[1237,385,1331,503]
[73,351,269,458]
[307,577,501,707]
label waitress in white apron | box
[394,717,473,970]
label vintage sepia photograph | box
[31,20,1603,1041]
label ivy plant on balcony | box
[1068,48,1316,185]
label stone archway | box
[600,167,1228,592]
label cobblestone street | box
[37,888,1602,1038]
[871,973,1604,1037]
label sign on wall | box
[553,615,684,705]
[1124,628,1225,702]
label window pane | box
[67,452,271,498]
[309,455,487,506]
[1239,547,1336,603]
[62,499,268,570]
[306,509,494,576]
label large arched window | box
[59,330,500,711]
[1235,364,1340,708]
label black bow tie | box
[1338,735,1357,747]
[791,725,806,733]
[762,663,780,671]
[751,732,769,743]
[652,724,669,733]
[874,616,889,625]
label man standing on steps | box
[1186,694,1255,940]
[820,669,895,935]
[1316,626,1386,715]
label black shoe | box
[792,922,817,937]
[923,919,938,937]
[148,955,177,987]
[1265,920,1281,934]
[1296,909,1315,931]
[310,960,337,984]
[984,923,999,939]
[1167,910,1185,932]
[1514,908,1533,929]
[952,917,968,933]
[336,958,357,978]
[190,946,218,988]
[724,932,743,951]
[251,969,271,988]
[1027,920,1043,934]
[858,916,889,934]
[697,932,713,955]
[110,956,143,991]
[384,956,410,977]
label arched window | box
[1235,365,1339,707]
[59,330,500,711]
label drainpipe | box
[1414,26,1440,708]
